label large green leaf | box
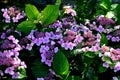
[31,59,49,78]
[17,21,36,35]
[100,33,108,46]
[25,4,40,20]
[52,51,69,77]
[100,0,112,10]
[41,5,59,25]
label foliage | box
[1,0,120,80]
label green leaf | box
[67,76,82,80]
[112,4,120,24]
[56,0,61,5]
[52,51,69,77]
[100,33,108,46]
[17,21,36,35]
[31,59,49,78]
[103,56,112,64]
[86,67,96,80]
[84,51,98,58]
[100,0,112,10]
[25,4,40,20]
[98,64,107,73]
[106,11,115,18]
[18,67,26,79]
[41,5,59,25]
[111,4,118,10]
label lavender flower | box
[114,62,120,72]
[40,45,50,53]
[103,62,109,68]
[113,76,118,80]
[5,67,15,75]
[111,37,116,42]
[107,35,112,40]
[1,6,25,23]
[96,25,105,33]
[97,15,115,26]
[1,33,6,39]
[12,72,20,79]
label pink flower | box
[63,6,76,16]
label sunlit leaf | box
[25,4,40,20]
[41,5,59,25]
[17,21,36,35]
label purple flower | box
[96,25,105,33]
[1,6,25,23]
[27,30,36,39]
[45,32,51,38]
[33,38,43,46]
[12,57,21,65]
[116,37,120,42]
[41,53,47,62]
[45,60,52,67]
[1,33,6,39]
[74,34,83,45]
[107,35,112,40]
[61,43,69,50]
[49,20,62,28]
[54,47,58,53]
[1,8,7,12]
[97,15,115,26]
[1,40,15,49]
[0,70,4,76]
[53,34,62,40]
[43,37,50,44]
[26,43,34,51]
[12,72,19,79]
[103,62,109,68]
[5,67,15,75]
[41,51,54,66]
[12,17,18,22]
[64,6,77,16]
[113,76,118,80]
[112,37,117,42]
[4,50,14,57]
[61,42,75,50]
[114,62,120,72]
[96,33,101,40]
[5,18,11,23]
[50,41,55,45]
[20,62,27,68]
[40,45,50,53]
[68,42,75,50]
[89,45,100,52]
